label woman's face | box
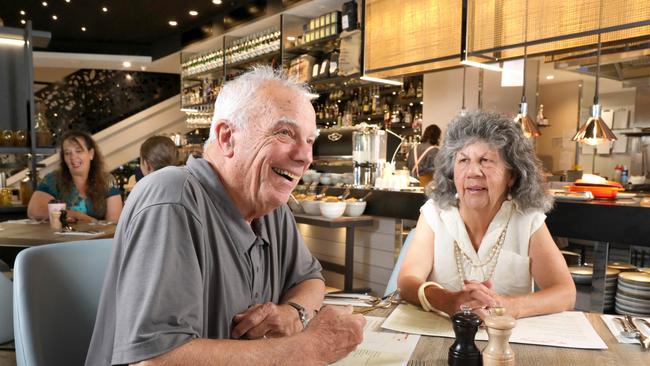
[453,140,515,213]
[62,138,94,178]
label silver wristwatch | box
[287,301,309,328]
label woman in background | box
[407,124,442,187]
[27,131,122,222]
[139,135,178,176]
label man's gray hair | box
[432,110,553,213]
[205,65,313,148]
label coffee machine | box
[352,125,387,187]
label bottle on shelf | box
[416,80,423,99]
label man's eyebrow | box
[274,117,319,140]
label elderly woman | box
[398,111,575,319]
[27,131,123,222]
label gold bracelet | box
[417,281,444,312]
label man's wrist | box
[287,301,309,329]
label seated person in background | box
[86,66,364,366]
[139,135,178,177]
[27,131,123,222]
[398,111,575,319]
[407,124,441,187]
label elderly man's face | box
[453,140,514,213]
[232,84,317,214]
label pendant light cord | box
[462,66,467,110]
[594,0,603,105]
[521,0,529,104]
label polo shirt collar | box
[185,156,270,253]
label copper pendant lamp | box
[514,0,541,138]
[572,0,617,146]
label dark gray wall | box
[0,44,28,131]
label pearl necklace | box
[453,206,513,285]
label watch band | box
[287,301,309,329]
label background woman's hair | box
[57,130,109,217]
[421,124,442,145]
[140,135,178,171]
[432,111,553,212]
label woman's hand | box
[65,209,96,223]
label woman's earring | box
[507,192,513,200]
[454,192,459,200]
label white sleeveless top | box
[421,199,545,296]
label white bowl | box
[288,199,303,213]
[319,175,332,185]
[301,200,322,215]
[344,201,367,217]
[301,174,313,183]
[330,174,342,184]
[319,201,346,219]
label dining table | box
[363,305,650,365]
[0,220,116,266]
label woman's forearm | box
[502,283,576,319]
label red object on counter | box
[568,179,624,199]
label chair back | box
[13,239,113,366]
[0,270,12,344]
[384,230,416,297]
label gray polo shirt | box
[86,157,323,365]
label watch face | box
[288,301,309,327]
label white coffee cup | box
[47,201,66,222]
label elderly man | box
[86,66,365,365]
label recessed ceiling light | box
[546,75,555,80]
[20,10,26,15]
[168,20,178,26]
[42,2,48,7]
[140,66,147,71]
[81,26,86,31]
[122,61,132,68]
[65,0,71,2]
[102,6,108,12]
[125,74,133,81]
[20,19,26,25]
[52,15,58,20]
[212,0,223,4]
[189,10,198,16]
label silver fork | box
[614,317,638,339]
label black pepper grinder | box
[448,305,483,366]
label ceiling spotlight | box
[66,0,71,2]
[189,10,198,16]
[20,10,26,15]
[52,15,58,20]
[21,19,26,25]
[42,2,48,7]
[168,20,178,26]
[140,66,147,71]
[546,75,555,80]
[125,74,133,81]
[122,61,132,68]
[81,26,86,31]
[102,6,108,12]
[212,0,223,4]
[286,36,296,41]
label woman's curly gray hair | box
[432,111,553,213]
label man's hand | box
[302,306,365,364]
[232,302,302,339]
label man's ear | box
[214,120,235,157]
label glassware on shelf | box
[14,130,28,147]
[1,130,14,147]
[35,112,54,147]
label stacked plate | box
[569,266,620,311]
[615,272,650,316]
[608,262,637,272]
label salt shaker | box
[483,307,516,366]
[448,305,483,366]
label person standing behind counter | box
[399,111,575,320]
[139,135,178,176]
[86,66,364,366]
[27,131,123,222]
[407,124,441,187]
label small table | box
[0,221,116,266]
[293,214,374,292]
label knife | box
[624,315,650,350]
